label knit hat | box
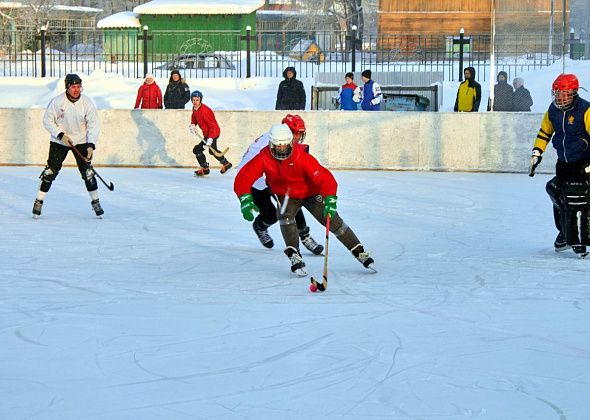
[361,69,371,79]
[170,69,180,77]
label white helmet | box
[269,123,294,160]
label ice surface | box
[1,168,589,419]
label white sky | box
[0,60,588,112]
[1,168,588,419]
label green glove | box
[239,193,259,221]
[323,195,337,219]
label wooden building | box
[378,0,569,35]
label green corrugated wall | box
[141,13,256,53]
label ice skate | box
[285,246,307,277]
[194,166,210,177]
[572,245,588,258]
[220,162,233,174]
[91,199,104,217]
[252,219,274,248]
[554,233,570,252]
[352,244,376,272]
[32,199,43,218]
[299,227,323,255]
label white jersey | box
[43,92,100,147]
[238,131,271,191]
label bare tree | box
[19,0,58,29]
[287,0,370,50]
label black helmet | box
[64,73,82,89]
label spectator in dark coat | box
[488,71,514,111]
[134,73,162,109]
[512,77,533,112]
[164,70,190,109]
[275,66,306,110]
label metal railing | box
[0,27,578,80]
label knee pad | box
[192,144,204,157]
[328,215,349,237]
[562,181,590,208]
[333,221,350,237]
[546,177,564,208]
[84,167,95,182]
[39,166,57,182]
[279,215,297,226]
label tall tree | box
[293,0,368,41]
[20,0,58,29]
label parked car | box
[156,53,235,70]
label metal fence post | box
[458,28,465,81]
[40,26,47,77]
[569,28,575,59]
[351,25,357,73]
[243,26,252,78]
[142,25,149,77]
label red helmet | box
[552,74,579,110]
[281,114,306,143]
[552,74,579,91]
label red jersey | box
[134,82,162,109]
[234,143,337,199]
[191,103,220,139]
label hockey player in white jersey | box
[33,74,103,218]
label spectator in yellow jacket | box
[454,67,481,112]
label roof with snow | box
[133,0,264,15]
[97,12,141,29]
[0,2,102,13]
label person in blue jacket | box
[337,72,361,111]
[360,69,382,111]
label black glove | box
[528,148,542,177]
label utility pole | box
[549,0,554,64]
[562,0,566,72]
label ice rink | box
[1,167,589,419]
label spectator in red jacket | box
[134,74,162,109]
[234,123,375,276]
[189,90,232,176]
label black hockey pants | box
[40,142,97,193]
[192,137,229,168]
[252,187,307,230]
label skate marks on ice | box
[1,168,590,419]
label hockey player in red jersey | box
[234,123,375,276]
[237,114,323,254]
[189,90,232,176]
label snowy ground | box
[1,167,589,419]
[0,59,588,112]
